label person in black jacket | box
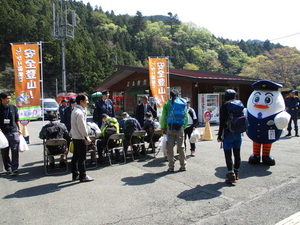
[39,111,70,169]
[135,95,157,128]
[217,89,243,184]
[284,89,300,137]
[59,99,68,123]
[62,97,76,132]
[183,97,198,156]
[0,92,21,175]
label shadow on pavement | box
[121,171,170,186]
[142,156,167,168]
[214,161,272,180]
[3,181,78,199]
[178,182,224,201]
[0,163,68,182]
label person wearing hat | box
[183,97,198,156]
[59,99,68,123]
[93,90,115,129]
[62,97,76,132]
[135,95,157,128]
[217,89,244,184]
[119,112,144,156]
[160,89,188,172]
[284,89,300,137]
[246,80,290,166]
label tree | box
[183,63,199,70]
[167,12,181,37]
[128,11,146,36]
[217,45,249,75]
[239,47,300,89]
[0,0,298,94]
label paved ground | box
[0,119,300,225]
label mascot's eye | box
[264,96,273,105]
[252,96,260,104]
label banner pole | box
[39,41,44,124]
[167,56,170,99]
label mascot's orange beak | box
[254,104,269,109]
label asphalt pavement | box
[0,118,300,225]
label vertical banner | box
[11,43,41,120]
[148,57,169,116]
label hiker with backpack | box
[183,97,199,157]
[160,89,188,172]
[217,89,247,184]
[96,113,120,162]
[119,112,144,157]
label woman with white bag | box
[183,97,199,156]
[0,92,21,175]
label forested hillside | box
[1,0,300,96]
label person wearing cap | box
[119,112,144,156]
[284,89,300,137]
[183,97,198,156]
[59,99,68,123]
[70,93,94,182]
[160,89,188,172]
[93,90,115,129]
[246,80,290,166]
[96,113,120,162]
[62,97,76,132]
[135,95,157,128]
[217,89,243,184]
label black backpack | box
[45,123,65,154]
[46,123,61,139]
[226,100,248,133]
[104,120,117,148]
[124,118,138,139]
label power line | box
[270,32,300,42]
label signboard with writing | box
[11,43,41,120]
[148,57,169,116]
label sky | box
[81,0,300,50]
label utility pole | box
[52,0,76,93]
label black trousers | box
[184,125,196,150]
[1,132,20,172]
[71,139,87,179]
[224,148,241,172]
[287,109,298,132]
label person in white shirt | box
[70,93,94,182]
[183,97,198,156]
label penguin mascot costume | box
[246,80,290,165]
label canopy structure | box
[56,92,77,104]
[91,92,102,97]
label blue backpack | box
[226,100,248,133]
[167,97,187,127]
